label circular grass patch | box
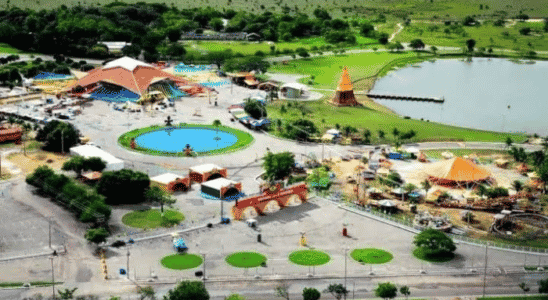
[118,124,254,157]
[289,250,330,266]
[350,248,393,264]
[161,254,203,270]
[412,248,455,263]
[225,252,267,268]
[122,209,185,229]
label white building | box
[69,145,124,171]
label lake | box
[371,58,548,136]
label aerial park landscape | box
[2,0,548,299]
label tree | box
[374,282,397,300]
[21,122,32,156]
[421,179,432,197]
[413,228,456,257]
[430,45,437,55]
[403,183,417,194]
[209,18,224,31]
[58,287,78,299]
[509,146,527,163]
[392,127,400,139]
[409,39,425,50]
[296,48,309,58]
[138,285,156,300]
[342,125,357,137]
[97,169,150,205]
[36,120,80,153]
[302,287,320,300]
[378,130,385,140]
[85,227,109,245]
[213,119,222,136]
[465,39,476,53]
[505,136,513,149]
[394,41,404,51]
[362,129,372,144]
[529,150,545,168]
[377,32,390,45]
[223,56,270,73]
[399,286,410,300]
[62,156,86,176]
[286,119,317,141]
[512,180,523,192]
[519,282,530,296]
[164,281,209,300]
[244,99,267,119]
[516,13,529,21]
[207,50,233,69]
[263,151,295,182]
[84,157,107,172]
[539,278,548,293]
[324,284,348,300]
[462,15,476,26]
[537,159,548,193]
[274,282,290,300]
[360,22,375,37]
[144,186,176,213]
[520,26,533,36]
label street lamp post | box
[344,247,348,300]
[49,255,56,299]
[202,253,207,282]
[126,245,130,280]
[482,243,489,298]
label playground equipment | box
[172,233,188,252]
[300,232,307,246]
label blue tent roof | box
[173,239,187,248]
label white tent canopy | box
[151,173,184,185]
[190,164,222,174]
[378,200,396,207]
[69,145,124,171]
[326,129,341,136]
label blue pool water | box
[135,128,238,153]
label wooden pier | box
[366,93,444,103]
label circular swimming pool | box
[135,127,238,153]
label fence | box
[318,194,548,255]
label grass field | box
[270,52,421,90]
[6,0,548,19]
[422,149,509,159]
[0,43,23,54]
[121,209,185,229]
[478,297,548,300]
[161,254,203,270]
[350,248,394,264]
[225,252,267,268]
[412,248,455,263]
[288,249,331,266]
[394,21,548,51]
[267,98,526,143]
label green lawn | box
[270,52,420,90]
[422,149,509,159]
[118,123,254,156]
[225,252,267,268]
[267,99,526,143]
[394,21,548,52]
[350,248,394,264]
[0,43,22,54]
[412,248,455,263]
[121,209,185,229]
[161,254,203,270]
[288,249,331,266]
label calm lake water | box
[371,58,548,135]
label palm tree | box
[21,122,32,156]
[164,115,173,126]
[421,180,432,198]
[212,119,221,140]
[512,180,523,192]
[505,137,513,149]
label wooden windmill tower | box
[330,66,359,107]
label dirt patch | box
[6,152,69,174]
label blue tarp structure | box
[89,86,141,102]
[34,72,73,80]
[388,153,402,160]
[200,81,231,88]
[200,192,245,201]
[173,238,188,252]
[408,192,421,199]
[174,63,213,73]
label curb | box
[0,245,66,262]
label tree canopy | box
[413,228,456,257]
[375,282,398,300]
[36,120,80,152]
[303,287,321,300]
[97,169,150,205]
[324,284,348,300]
[164,281,209,300]
[263,151,295,182]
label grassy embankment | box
[394,21,548,52]
[6,0,548,18]
[268,51,527,143]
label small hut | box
[330,66,359,107]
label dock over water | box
[366,93,444,103]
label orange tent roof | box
[336,66,353,92]
[424,157,491,182]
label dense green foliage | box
[323,284,348,300]
[374,282,398,300]
[244,98,267,119]
[62,156,106,176]
[262,151,295,182]
[303,287,321,300]
[84,227,109,245]
[36,120,80,152]
[26,165,111,225]
[0,4,372,61]
[144,186,176,212]
[164,281,209,300]
[413,229,456,258]
[97,169,150,205]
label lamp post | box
[482,243,489,298]
[202,253,207,283]
[126,245,130,279]
[49,253,57,299]
[344,247,349,300]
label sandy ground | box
[6,151,69,174]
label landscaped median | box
[350,248,394,264]
[289,249,331,266]
[225,252,267,268]
[161,254,203,270]
[118,123,254,157]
